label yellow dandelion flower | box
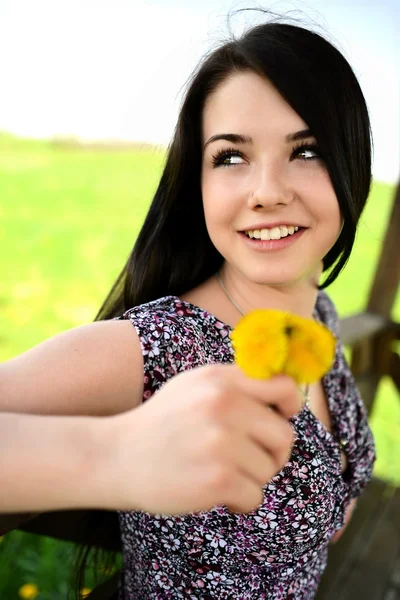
[284,314,336,383]
[232,309,335,383]
[80,588,92,599]
[18,583,39,600]
[230,309,289,379]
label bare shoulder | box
[0,319,144,416]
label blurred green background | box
[0,133,399,598]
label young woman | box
[1,16,375,600]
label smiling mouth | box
[243,225,304,241]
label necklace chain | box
[215,271,311,409]
[215,271,246,316]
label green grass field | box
[0,133,399,598]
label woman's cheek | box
[203,182,240,224]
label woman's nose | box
[247,163,295,209]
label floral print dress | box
[116,290,376,599]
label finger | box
[230,367,303,418]
[232,434,287,486]
[223,396,294,463]
[223,471,264,514]
[247,407,294,467]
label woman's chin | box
[243,271,306,288]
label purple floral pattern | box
[116,291,376,599]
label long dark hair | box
[74,11,373,596]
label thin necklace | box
[215,271,311,409]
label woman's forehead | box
[202,72,308,145]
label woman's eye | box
[292,143,321,162]
[211,148,245,168]
[211,143,322,167]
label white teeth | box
[270,227,281,240]
[245,225,300,240]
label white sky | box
[0,0,398,183]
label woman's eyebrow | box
[203,133,252,150]
[203,129,313,151]
[286,129,313,143]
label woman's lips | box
[239,227,306,251]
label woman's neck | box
[217,265,320,320]
[180,263,322,330]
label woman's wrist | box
[90,410,146,512]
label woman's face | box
[201,70,342,287]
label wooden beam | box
[351,339,374,376]
[389,351,400,396]
[367,181,400,316]
[339,313,393,346]
[19,509,121,553]
[353,371,382,415]
[0,512,39,536]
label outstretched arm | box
[0,319,144,514]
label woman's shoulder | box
[117,295,207,331]
[116,296,232,394]
[118,296,230,338]
[118,295,181,322]
[116,295,231,352]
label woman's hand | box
[104,364,303,515]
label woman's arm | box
[0,319,147,513]
[0,319,148,513]
[0,364,304,517]
[0,319,144,416]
